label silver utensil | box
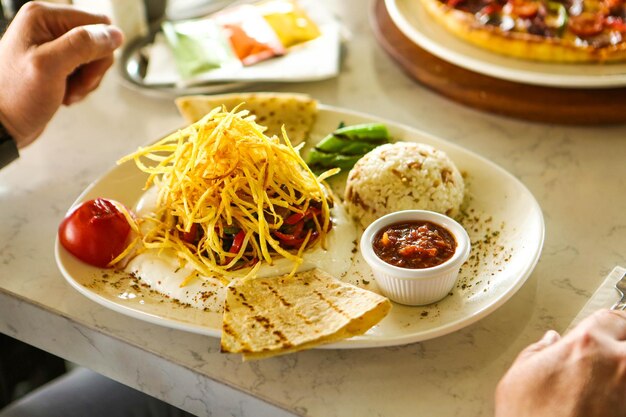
[610,271,626,310]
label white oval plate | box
[386,0,626,89]
[55,105,544,348]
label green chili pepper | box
[306,122,391,171]
[306,150,364,170]
[314,124,389,153]
[333,123,389,141]
[546,2,568,34]
[222,225,240,235]
[314,137,382,155]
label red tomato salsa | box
[372,221,457,269]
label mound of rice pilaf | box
[344,142,464,229]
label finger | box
[63,56,114,105]
[570,309,626,341]
[516,330,561,360]
[36,24,123,75]
[12,2,111,43]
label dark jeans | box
[0,368,194,417]
[0,336,194,417]
[0,335,66,408]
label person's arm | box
[0,1,123,152]
[495,309,626,417]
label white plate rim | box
[55,104,545,349]
[385,0,626,89]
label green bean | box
[306,122,391,171]
[306,150,363,170]
[333,123,389,141]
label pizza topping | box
[569,0,584,16]
[500,14,517,29]
[447,0,465,7]
[605,16,626,31]
[507,0,541,18]
[433,0,626,59]
[546,1,569,31]
[476,2,504,25]
[588,30,623,46]
[568,12,604,36]
[604,0,624,9]
[480,2,504,15]
[457,0,497,14]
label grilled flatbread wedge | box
[221,268,391,360]
[175,93,317,145]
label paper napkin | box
[143,1,341,88]
[566,266,626,331]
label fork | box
[610,271,626,310]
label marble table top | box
[1,0,626,415]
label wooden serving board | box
[371,0,626,125]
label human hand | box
[495,309,626,417]
[0,2,123,148]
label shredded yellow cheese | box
[107,202,141,268]
[118,106,336,282]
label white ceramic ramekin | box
[360,210,471,306]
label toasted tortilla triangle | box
[221,268,391,360]
[175,92,317,146]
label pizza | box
[419,0,626,62]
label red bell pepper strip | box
[278,219,304,239]
[274,230,320,248]
[229,230,246,254]
[181,223,198,244]
[285,207,322,225]
[285,212,305,225]
[274,230,303,242]
[274,228,308,247]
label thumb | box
[535,329,561,348]
[39,24,123,75]
[517,330,561,359]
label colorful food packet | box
[161,18,240,79]
[213,5,285,66]
[256,0,321,48]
